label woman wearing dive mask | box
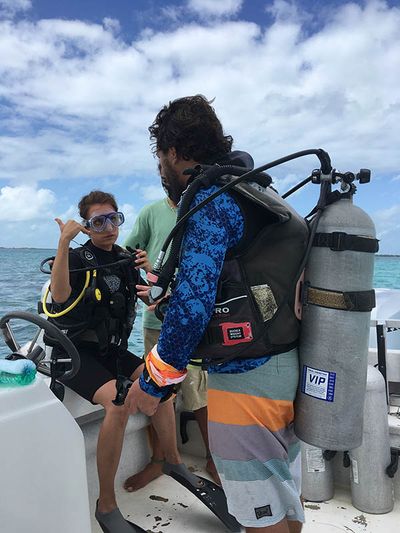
[85,211,125,233]
[49,190,183,533]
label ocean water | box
[0,248,399,356]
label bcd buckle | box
[221,322,253,346]
[330,231,347,251]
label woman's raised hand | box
[55,218,90,242]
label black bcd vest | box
[43,244,138,355]
[193,178,309,364]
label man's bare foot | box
[206,456,221,485]
[124,459,164,492]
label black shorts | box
[61,343,143,403]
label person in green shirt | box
[125,195,177,353]
[123,179,220,490]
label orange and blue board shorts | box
[207,348,305,528]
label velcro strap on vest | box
[313,232,379,253]
[306,286,376,312]
[202,322,254,347]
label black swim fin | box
[126,520,147,533]
[95,501,147,533]
[96,517,147,533]
[163,462,242,532]
[97,520,146,533]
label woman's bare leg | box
[93,380,130,513]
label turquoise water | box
[0,248,399,356]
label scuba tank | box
[294,175,378,450]
[301,442,334,502]
[349,365,394,514]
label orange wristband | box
[145,345,187,387]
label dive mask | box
[85,211,125,232]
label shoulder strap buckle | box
[329,231,347,251]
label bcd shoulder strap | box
[313,232,379,253]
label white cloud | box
[0,0,31,18]
[160,5,183,24]
[266,0,305,22]
[57,205,79,222]
[271,172,303,193]
[140,185,165,201]
[0,185,56,221]
[120,202,137,225]
[372,203,400,252]
[102,17,121,35]
[0,1,398,186]
[374,204,400,223]
[187,0,243,17]
[128,182,141,192]
[118,202,138,244]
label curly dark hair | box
[78,190,118,220]
[149,95,233,163]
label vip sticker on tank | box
[306,448,326,473]
[301,365,336,402]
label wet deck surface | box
[91,454,400,533]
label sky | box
[0,0,399,253]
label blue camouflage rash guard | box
[139,185,270,397]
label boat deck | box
[91,453,400,533]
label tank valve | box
[323,450,337,461]
[343,451,351,468]
[357,169,371,184]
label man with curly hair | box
[127,95,305,533]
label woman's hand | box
[134,249,152,272]
[50,218,89,304]
[55,218,90,243]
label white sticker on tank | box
[351,458,359,484]
[301,365,336,402]
[306,448,326,473]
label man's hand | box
[136,283,152,306]
[136,283,158,310]
[136,283,168,311]
[126,378,161,416]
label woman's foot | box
[123,458,164,492]
[206,456,221,485]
